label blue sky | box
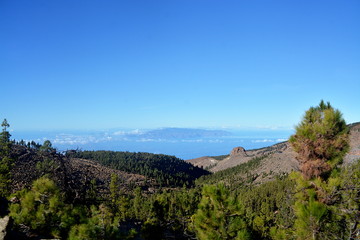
[1,0,359,131]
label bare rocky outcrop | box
[344,122,360,164]
[0,216,9,240]
[186,156,220,169]
[230,147,247,157]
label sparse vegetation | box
[196,155,269,186]
[209,154,229,161]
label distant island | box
[134,128,232,139]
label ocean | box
[12,128,293,160]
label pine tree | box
[289,100,349,179]
[192,184,251,240]
[68,204,122,240]
[0,119,13,197]
[9,177,68,238]
[0,119,11,145]
[293,185,328,240]
[109,173,119,207]
[40,140,54,152]
[289,101,350,239]
[132,187,144,220]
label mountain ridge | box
[187,122,360,183]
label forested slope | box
[66,150,210,187]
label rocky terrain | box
[344,122,360,164]
[186,156,220,170]
[188,122,360,180]
[10,145,149,202]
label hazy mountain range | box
[119,128,232,139]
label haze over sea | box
[12,128,293,160]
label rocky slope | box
[187,122,360,179]
[344,122,360,164]
[186,156,221,169]
[10,145,148,202]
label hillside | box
[187,142,299,173]
[65,150,210,187]
[188,122,360,183]
[9,145,149,202]
[8,145,210,203]
[344,122,360,164]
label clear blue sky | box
[1,0,359,131]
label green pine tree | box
[289,100,349,179]
[192,183,251,240]
[9,177,69,238]
[0,119,11,145]
[0,119,13,198]
[68,204,122,240]
[289,101,350,239]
